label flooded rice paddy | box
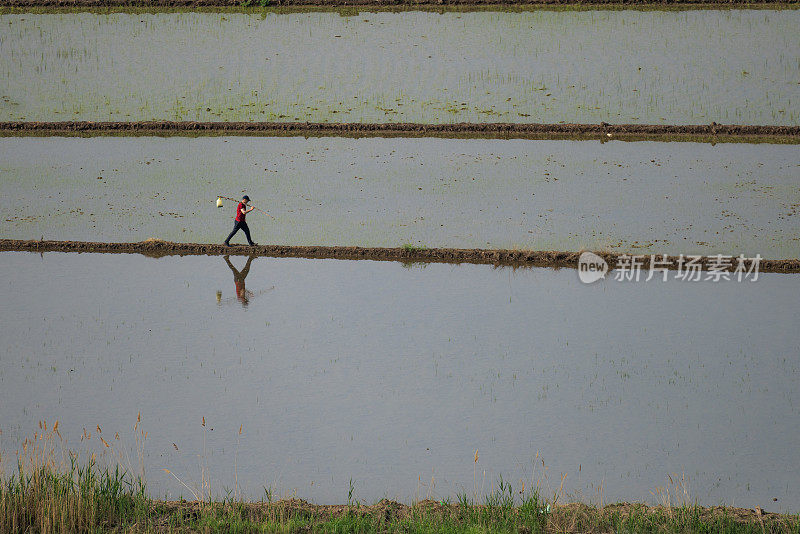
[1,9,799,125]
[0,251,798,508]
[3,0,800,517]
[2,136,798,258]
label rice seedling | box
[2,135,798,256]
[0,10,796,124]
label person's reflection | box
[224,254,255,307]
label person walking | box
[224,195,256,246]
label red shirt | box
[235,202,247,222]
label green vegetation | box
[2,427,797,534]
[2,11,798,125]
[0,460,149,532]
[240,0,270,8]
[3,462,799,533]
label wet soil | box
[1,121,798,141]
[2,239,798,272]
[1,0,795,6]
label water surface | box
[0,251,798,509]
[2,136,799,257]
[1,10,798,124]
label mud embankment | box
[2,239,798,272]
[1,121,798,142]
[1,0,796,6]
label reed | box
[1,427,798,532]
[0,422,150,533]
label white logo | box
[578,252,608,284]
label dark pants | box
[225,220,254,245]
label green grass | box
[1,429,798,533]
[0,459,150,533]
[2,461,799,533]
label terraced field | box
[1,10,798,124]
[1,1,799,521]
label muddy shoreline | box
[1,0,795,6]
[2,239,798,272]
[1,121,798,141]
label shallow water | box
[2,136,799,257]
[0,251,798,509]
[1,10,798,124]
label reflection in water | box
[225,255,255,306]
[220,255,273,307]
[2,252,799,508]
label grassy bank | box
[2,424,798,532]
[2,464,799,533]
